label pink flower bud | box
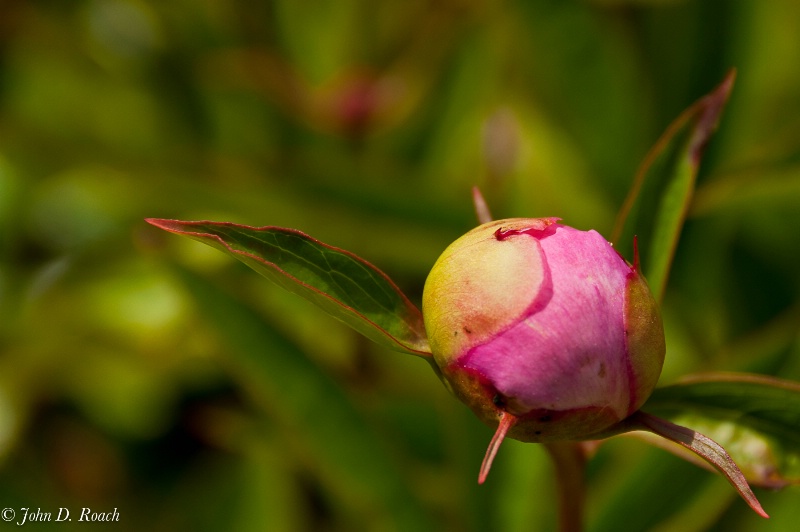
[422,218,665,447]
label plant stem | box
[544,441,587,532]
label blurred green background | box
[1,0,799,530]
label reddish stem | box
[544,441,588,532]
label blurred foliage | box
[0,0,799,530]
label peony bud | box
[422,218,665,457]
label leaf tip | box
[754,503,770,519]
[478,411,516,484]
[472,186,493,225]
[690,69,737,165]
[632,235,641,273]
[145,218,182,233]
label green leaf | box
[611,70,736,302]
[170,265,434,529]
[643,372,800,488]
[146,218,431,356]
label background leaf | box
[146,219,431,357]
[170,264,435,530]
[612,70,736,302]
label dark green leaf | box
[611,70,736,302]
[147,218,430,356]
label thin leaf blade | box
[146,218,431,356]
[612,70,736,302]
[631,411,768,518]
[643,372,800,487]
